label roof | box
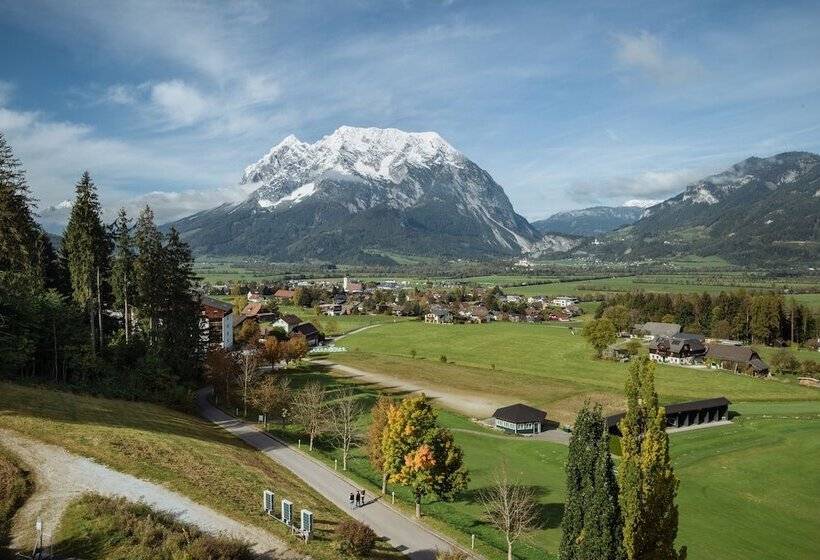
[705,344,759,363]
[241,302,262,316]
[650,333,706,354]
[634,322,682,337]
[201,295,233,313]
[606,397,731,427]
[274,289,295,298]
[492,403,547,424]
[293,322,319,337]
[278,314,302,326]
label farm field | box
[266,370,820,560]
[0,383,393,560]
[276,304,412,336]
[332,321,819,424]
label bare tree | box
[249,374,291,428]
[480,465,539,560]
[239,346,261,418]
[328,387,365,470]
[291,381,327,451]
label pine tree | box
[133,206,165,341]
[618,356,686,560]
[0,132,42,276]
[63,171,109,353]
[110,208,134,341]
[561,403,623,560]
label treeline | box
[597,290,817,345]
[0,133,202,404]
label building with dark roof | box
[634,322,682,339]
[273,314,302,334]
[200,295,234,349]
[705,344,769,377]
[606,397,730,435]
[292,322,322,346]
[649,332,706,365]
[492,404,547,434]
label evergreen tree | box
[561,403,623,560]
[63,171,109,353]
[0,132,42,276]
[133,206,165,340]
[618,356,686,560]
[110,208,134,341]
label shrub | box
[436,549,469,560]
[0,447,33,547]
[439,354,447,363]
[335,519,377,557]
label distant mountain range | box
[171,126,540,263]
[532,205,646,236]
[581,152,820,264]
[165,129,817,265]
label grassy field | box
[0,382,398,560]
[0,445,32,559]
[276,304,412,336]
[256,370,820,560]
[333,321,818,424]
[54,494,254,560]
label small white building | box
[551,296,579,308]
[492,403,547,435]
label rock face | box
[582,152,820,264]
[172,126,539,262]
[532,205,645,236]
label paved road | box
[1,429,291,559]
[197,388,470,560]
[311,359,502,419]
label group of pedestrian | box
[349,489,367,508]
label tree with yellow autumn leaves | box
[379,394,468,517]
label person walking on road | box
[349,492,354,508]
[355,491,361,508]
[361,489,366,505]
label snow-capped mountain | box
[171,126,539,262]
[583,151,820,264]
[532,205,645,236]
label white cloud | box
[0,81,15,105]
[613,31,703,85]
[568,167,704,206]
[102,83,142,105]
[150,80,211,127]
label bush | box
[335,519,377,557]
[436,549,469,560]
[0,447,33,547]
[439,354,447,363]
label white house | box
[551,296,579,308]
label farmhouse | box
[606,397,731,435]
[343,276,363,293]
[425,306,453,324]
[273,289,295,300]
[292,322,321,346]
[240,302,262,318]
[247,291,263,303]
[200,296,234,350]
[492,403,547,434]
[551,296,579,308]
[634,321,682,339]
[273,314,302,334]
[705,344,770,376]
[649,332,706,365]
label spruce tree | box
[0,132,42,276]
[618,356,686,560]
[63,171,109,353]
[110,208,134,341]
[133,206,165,340]
[561,403,623,560]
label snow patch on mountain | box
[257,182,316,208]
[622,199,660,208]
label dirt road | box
[1,429,293,559]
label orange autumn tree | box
[381,394,468,517]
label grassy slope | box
[334,321,818,423]
[0,445,33,559]
[54,494,254,560]
[0,382,397,560]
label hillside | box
[171,127,540,263]
[578,152,820,265]
[532,205,645,236]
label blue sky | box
[1,0,819,226]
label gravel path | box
[311,359,502,419]
[0,430,292,559]
[198,388,475,560]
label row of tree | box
[561,356,686,560]
[596,290,816,345]
[0,132,202,402]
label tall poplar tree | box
[561,403,623,560]
[618,356,686,560]
[63,171,108,353]
[110,208,134,341]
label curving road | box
[196,388,474,560]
